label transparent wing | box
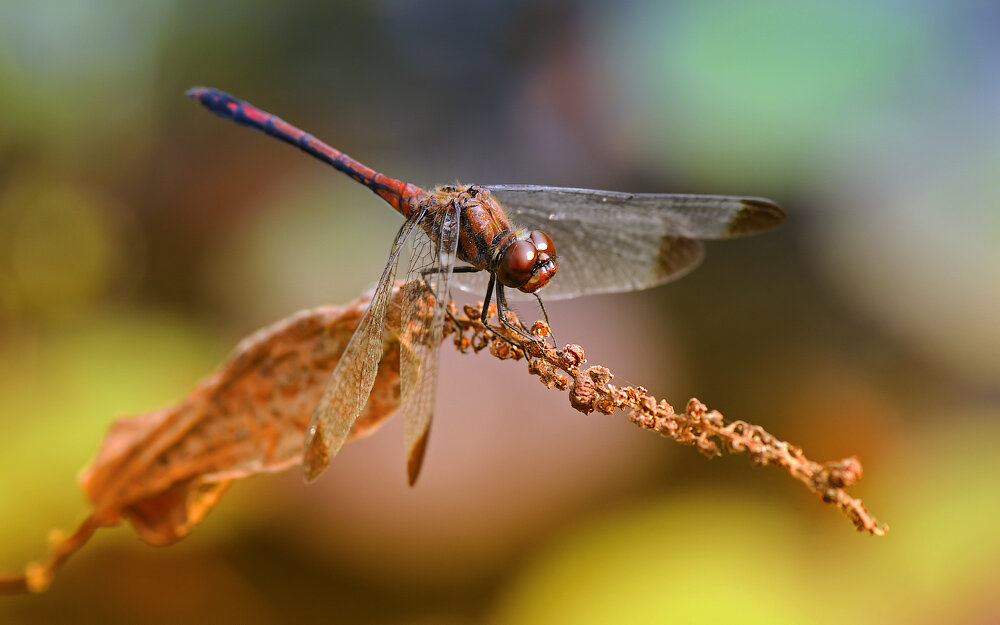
[398,204,460,485]
[454,185,784,301]
[302,209,424,481]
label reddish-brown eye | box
[497,240,537,288]
[528,230,555,257]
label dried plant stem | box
[0,515,105,593]
[0,290,887,595]
[450,302,887,537]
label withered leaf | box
[4,287,407,592]
[2,283,888,594]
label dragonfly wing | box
[479,185,784,300]
[303,209,424,481]
[398,204,460,485]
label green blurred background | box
[2,1,998,623]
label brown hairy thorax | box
[416,185,556,293]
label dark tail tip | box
[185,86,238,120]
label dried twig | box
[446,302,887,537]
[0,287,886,594]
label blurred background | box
[1,0,998,623]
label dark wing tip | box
[726,198,786,236]
[406,428,430,486]
[302,423,331,482]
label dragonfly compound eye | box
[528,230,555,257]
[521,232,557,293]
[497,240,537,288]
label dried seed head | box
[569,373,597,414]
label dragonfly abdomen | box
[186,87,424,216]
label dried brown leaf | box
[2,287,405,592]
[1,284,887,594]
[82,296,402,542]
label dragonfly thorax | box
[431,185,558,294]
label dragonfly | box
[186,87,785,485]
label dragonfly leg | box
[495,283,542,343]
[418,266,538,348]
[480,272,496,325]
[470,272,536,349]
[532,292,556,346]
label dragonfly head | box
[497,230,557,294]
